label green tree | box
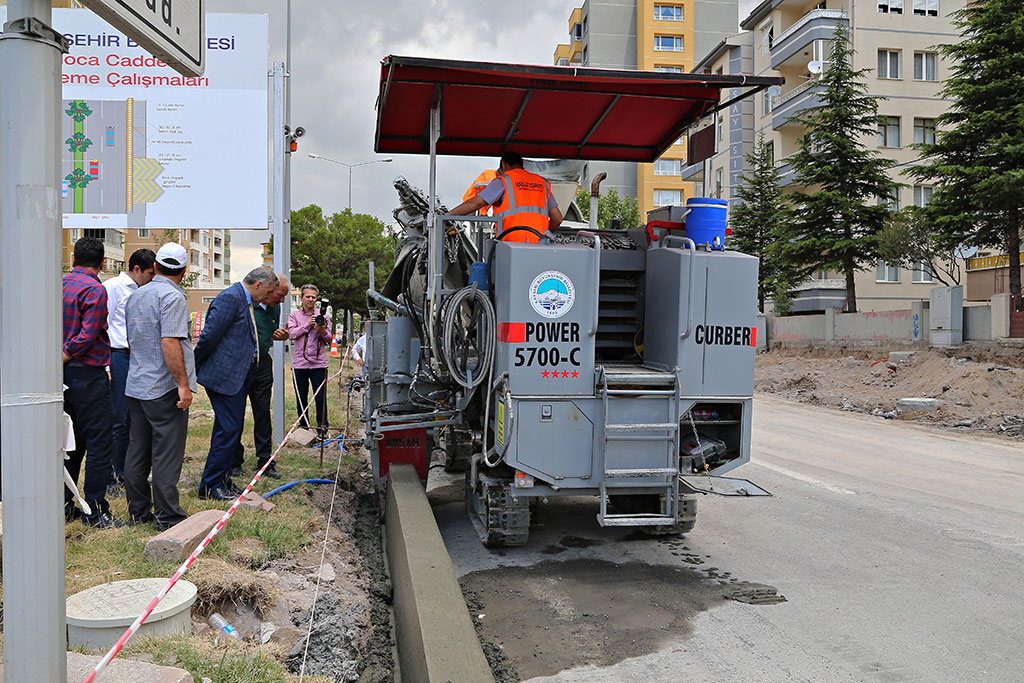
[877,208,962,286]
[574,186,641,230]
[64,167,91,189]
[786,25,898,313]
[730,133,800,312]
[66,132,92,153]
[290,204,394,324]
[908,0,1024,295]
[65,100,92,122]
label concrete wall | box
[833,308,916,342]
[767,313,827,342]
[963,305,992,342]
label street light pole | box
[307,153,392,211]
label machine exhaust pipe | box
[589,172,607,232]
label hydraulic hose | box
[262,479,336,499]
[439,285,496,390]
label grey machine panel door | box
[513,400,594,481]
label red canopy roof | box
[374,56,780,163]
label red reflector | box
[497,322,526,343]
[750,327,757,347]
[725,227,733,235]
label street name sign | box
[79,0,204,77]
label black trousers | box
[124,390,189,527]
[293,366,328,435]
[63,364,113,514]
[233,353,274,469]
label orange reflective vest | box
[492,168,553,243]
[463,169,498,205]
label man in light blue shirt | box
[123,243,196,530]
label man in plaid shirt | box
[63,236,120,527]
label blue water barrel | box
[684,197,728,250]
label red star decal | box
[572,370,579,378]
[550,372,559,381]
[561,371,570,378]
[541,370,549,378]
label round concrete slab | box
[66,578,197,649]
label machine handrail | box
[662,235,696,340]
[575,230,602,337]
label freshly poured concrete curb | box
[386,464,495,683]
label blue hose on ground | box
[263,479,336,498]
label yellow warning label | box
[496,401,506,447]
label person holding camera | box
[287,284,332,443]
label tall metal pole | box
[271,62,287,446]
[0,1,69,681]
[348,167,353,211]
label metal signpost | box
[0,2,202,680]
[78,0,205,77]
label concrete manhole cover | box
[66,578,197,649]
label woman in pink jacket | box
[287,284,332,441]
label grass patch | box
[189,557,277,616]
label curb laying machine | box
[362,56,778,546]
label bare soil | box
[755,346,1024,438]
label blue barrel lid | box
[686,197,728,207]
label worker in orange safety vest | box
[462,169,498,215]
[449,152,563,243]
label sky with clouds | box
[209,0,760,275]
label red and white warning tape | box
[84,361,347,683]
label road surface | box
[429,394,1024,682]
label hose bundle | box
[438,285,496,390]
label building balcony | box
[771,76,826,130]
[775,154,800,186]
[681,160,704,181]
[770,10,847,71]
[790,278,847,313]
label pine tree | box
[787,24,898,313]
[909,1,1024,295]
[730,133,798,312]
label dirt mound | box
[756,348,1024,437]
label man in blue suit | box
[194,266,279,500]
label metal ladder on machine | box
[596,366,682,527]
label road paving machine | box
[362,56,777,546]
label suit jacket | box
[194,282,256,395]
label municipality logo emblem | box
[529,271,575,318]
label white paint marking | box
[754,461,856,495]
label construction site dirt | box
[755,345,1024,438]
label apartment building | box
[693,0,965,312]
[553,1,737,217]
[121,228,232,287]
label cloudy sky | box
[209,0,760,274]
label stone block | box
[289,428,318,446]
[888,351,915,363]
[896,398,941,412]
[144,509,223,563]
[0,652,195,683]
[239,490,275,512]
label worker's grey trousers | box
[124,390,189,528]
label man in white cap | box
[123,242,195,529]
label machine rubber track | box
[466,472,530,547]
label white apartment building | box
[690,0,965,312]
[123,228,232,286]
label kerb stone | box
[896,397,941,411]
[144,509,223,563]
[888,351,916,363]
[240,490,275,512]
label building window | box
[714,169,723,198]
[878,116,900,147]
[912,261,935,282]
[654,35,683,52]
[876,261,900,282]
[766,141,775,163]
[877,50,901,79]
[914,52,937,81]
[137,228,149,238]
[654,5,683,21]
[913,0,938,16]
[654,189,683,206]
[879,187,900,210]
[716,112,723,142]
[654,159,681,176]
[878,0,904,13]
[558,57,569,66]
[571,22,582,41]
[583,16,588,35]
[914,184,934,207]
[759,21,774,55]
[914,117,936,145]
[762,88,774,115]
[654,65,683,73]
[214,268,223,279]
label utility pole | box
[271,61,288,446]
[0,1,70,681]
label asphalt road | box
[430,394,1024,682]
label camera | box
[315,299,329,328]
